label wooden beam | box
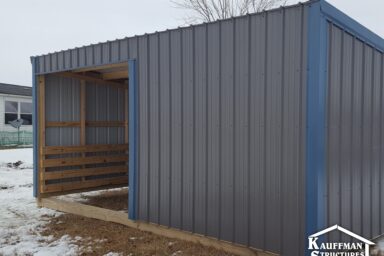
[46,121,126,127]
[44,165,128,180]
[72,63,128,73]
[44,144,128,155]
[42,155,128,168]
[55,72,126,90]
[43,176,127,193]
[102,70,128,80]
[38,75,46,194]
[39,198,273,256]
[86,121,127,127]
[46,122,80,127]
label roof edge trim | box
[31,0,318,59]
[321,0,384,52]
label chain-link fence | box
[0,131,33,146]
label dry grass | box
[42,189,235,256]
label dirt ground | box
[42,189,235,256]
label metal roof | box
[0,83,32,97]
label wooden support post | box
[124,87,128,144]
[38,75,46,193]
[80,80,86,181]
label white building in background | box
[0,83,32,132]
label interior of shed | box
[37,62,129,199]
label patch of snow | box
[94,238,108,243]
[57,187,125,203]
[171,250,183,256]
[0,148,80,255]
[0,148,33,168]
[129,236,143,241]
[104,252,122,256]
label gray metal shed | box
[32,0,384,255]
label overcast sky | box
[0,0,383,87]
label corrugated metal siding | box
[45,75,80,146]
[35,3,309,254]
[326,23,384,241]
[135,6,307,255]
[45,74,125,146]
[85,83,125,145]
[44,74,127,186]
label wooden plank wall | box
[37,74,128,196]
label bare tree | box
[172,0,288,23]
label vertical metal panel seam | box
[349,35,356,236]
[109,41,112,63]
[128,59,138,220]
[180,30,185,229]
[136,37,140,218]
[118,40,121,61]
[168,30,173,227]
[127,38,131,59]
[101,44,104,64]
[359,44,365,234]
[157,32,161,224]
[92,45,95,66]
[359,44,366,236]
[246,13,252,247]
[369,46,375,238]
[49,54,52,72]
[56,53,59,72]
[77,48,80,68]
[84,47,87,67]
[337,28,344,242]
[146,35,151,222]
[262,11,269,249]
[279,8,286,253]
[204,23,209,236]
[218,21,223,240]
[42,55,46,74]
[232,17,237,243]
[69,49,73,70]
[192,25,196,233]
[298,5,305,250]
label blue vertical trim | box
[32,57,39,198]
[306,0,327,254]
[128,59,138,220]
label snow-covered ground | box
[1,148,384,256]
[0,148,80,256]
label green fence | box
[0,131,33,146]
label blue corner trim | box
[321,1,384,52]
[305,1,327,254]
[32,57,39,198]
[128,59,138,220]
